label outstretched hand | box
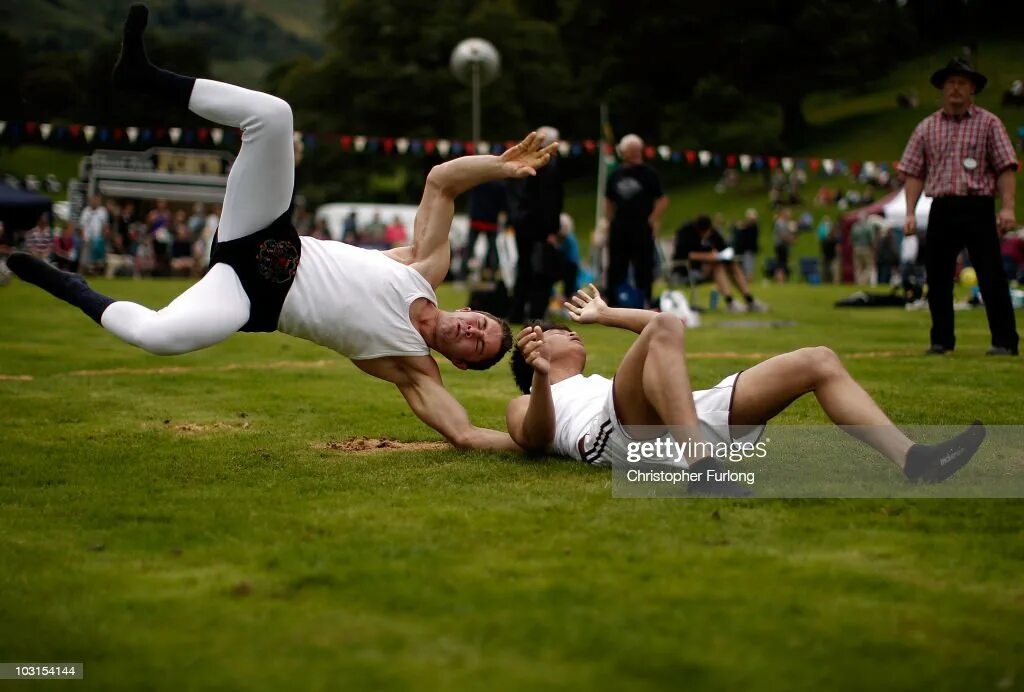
[500,131,559,179]
[515,325,551,375]
[563,283,607,324]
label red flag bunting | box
[583,140,596,153]
[113,128,123,141]
[25,122,37,135]
[643,145,655,160]
[198,128,208,143]
[68,124,81,138]
[340,135,352,151]
[768,156,779,170]
[810,159,820,172]
[465,141,475,155]
[424,139,436,155]
[382,137,394,154]
[726,154,737,168]
[684,150,696,165]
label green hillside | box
[4,0,324,87]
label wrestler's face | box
[440,310,505,368]
[540,327,587,366]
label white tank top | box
[548,374,612,460]
[277,237,436,359]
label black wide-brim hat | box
[930,57,988,93]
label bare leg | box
[710,263,734,299]
[730,347,914,467]
[612,313,707,443]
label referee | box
[898,58,1019,356]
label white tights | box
[101,79,295,354]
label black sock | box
[904,421,986,483]
[6,253,114,324]
[112,4,195,108]
[724,295,734,304]
[744,293,754,303]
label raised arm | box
[564,284,665,335]
[397,365,521,451]
[409,133,557,286]
[505,327,556,451]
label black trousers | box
[508,231,553,322]
[925,196,1018,351]
[607,224,654,307]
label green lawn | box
[1,276,1022,691]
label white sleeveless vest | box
[278,237,435,359]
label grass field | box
[1,275,1022,691]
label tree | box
[713,0,913,143]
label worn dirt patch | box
[165,421,252,434]
[0,374,33,381]
[314,437,451,454]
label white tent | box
[882,188,933,229]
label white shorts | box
[576,372,765,467]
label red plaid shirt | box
[898,105,1019,197]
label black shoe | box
[112,4,195,106]
[687,457,755,498]
[985,346,1019,356]
[925,344,951,355]
[904,421,986,483]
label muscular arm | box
[410,134,556,286]
[505,370,556,452]
[398,367,520,451]
[565,284,668,335]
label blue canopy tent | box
[0,183,52,239]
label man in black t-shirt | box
[672,215,767,313]
[604,134,668,307]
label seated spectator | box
[52,224,79,272]
[170,213,196,276]
[24,213,54,260]
[674,215,767,312]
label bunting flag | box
[0,118,897,184]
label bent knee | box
[801,346,843,378]
[647,312,686,340]
[253,95,294,135]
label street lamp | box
[450,38,501,145]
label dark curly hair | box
[465,311,514,371]
[509,320,569,393]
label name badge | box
[963,157,978,170]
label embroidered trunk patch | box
[256,239,299,283]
